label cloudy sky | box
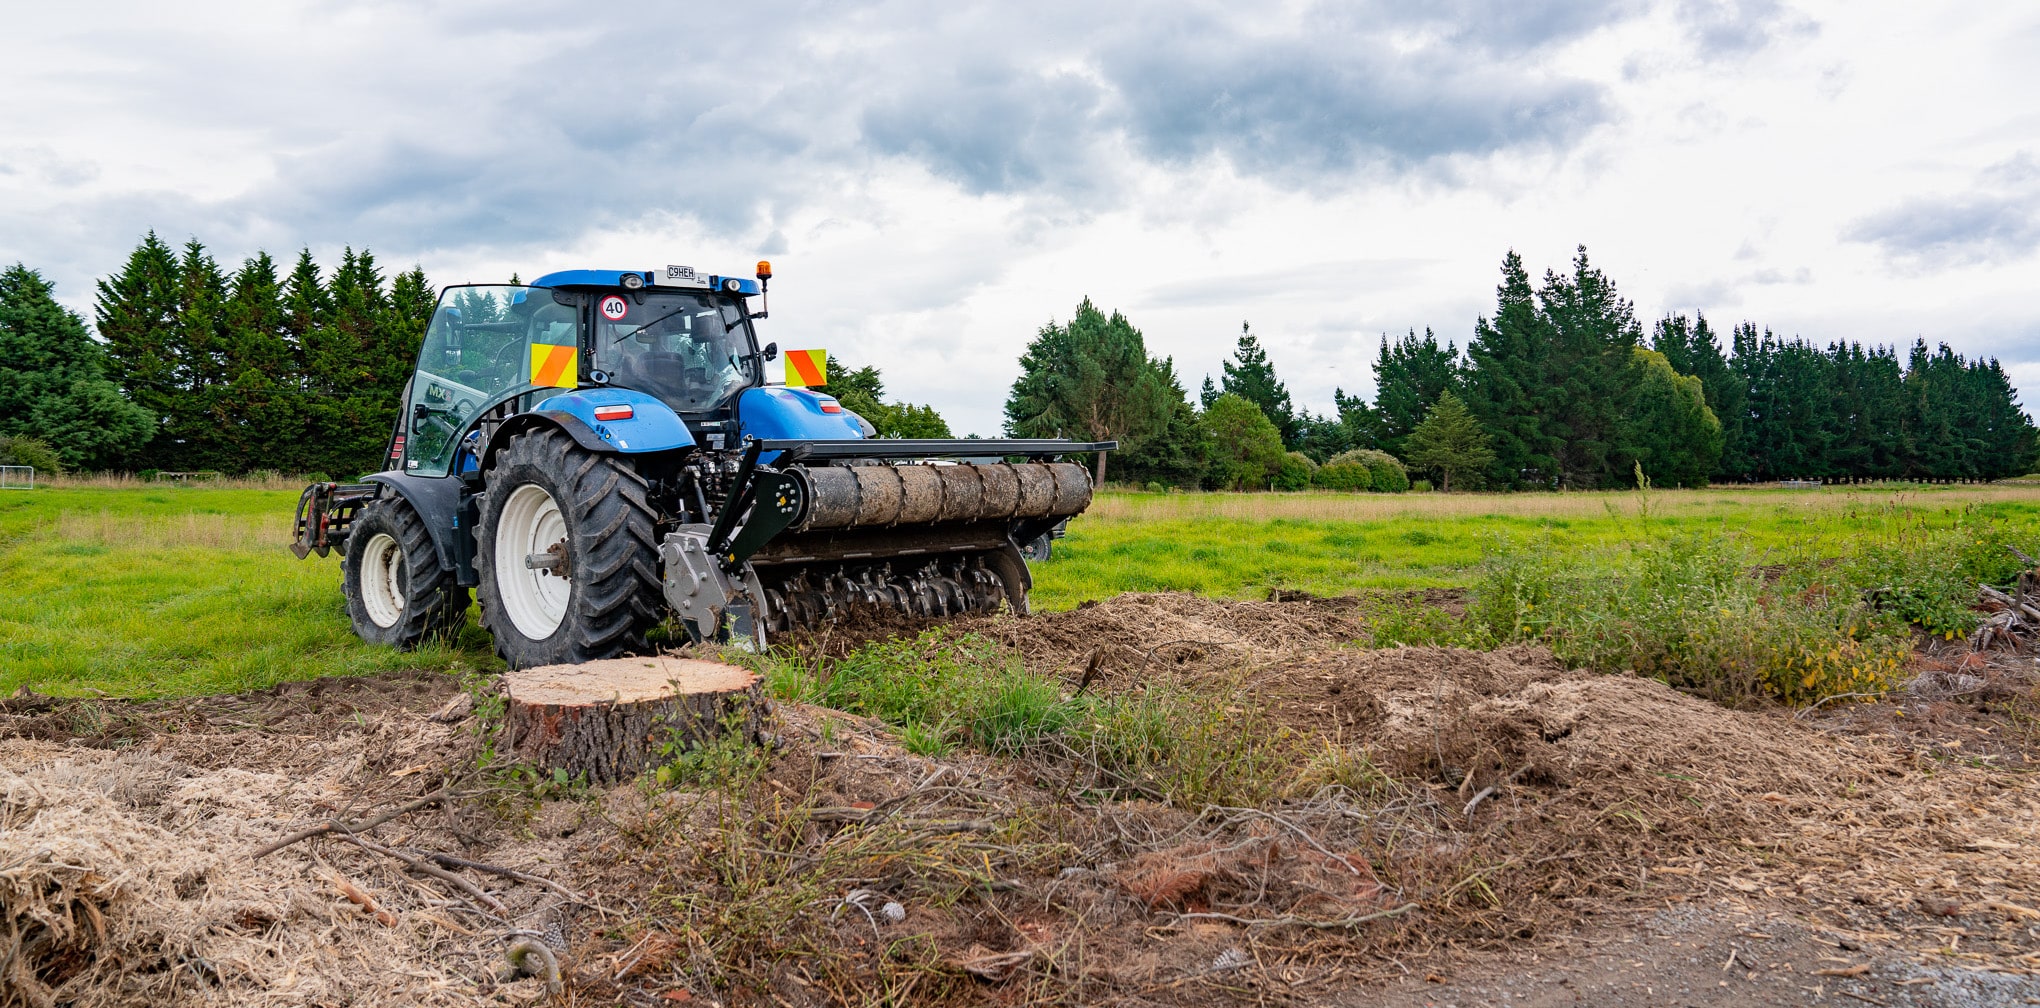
[3,0,2036,435]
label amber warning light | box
[755,260,773,280]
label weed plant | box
[764,628,1298,807]
[1419,506,2039,705]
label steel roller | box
[793,461,1092,531]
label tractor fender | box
[362,470,467,578]
[480,390,695,469]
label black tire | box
[474,426,662,668]
[341,497,470,648]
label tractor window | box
[595,292,757,413]
[403,285,573,477]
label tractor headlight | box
[620,272,645,290]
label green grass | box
[0,483,496,697]
[6,479,2039,700]
[1030,484,2040,609]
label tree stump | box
[501,656,764,785]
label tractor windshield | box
[403,285,574,477]
[595,292,757,413]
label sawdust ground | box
[4,590,2038,1006]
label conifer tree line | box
[0,232,431,475]
[1008,246,2039,489]
[90,232,433,476]
[1,234,2033,485]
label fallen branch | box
[418,852,623,915]
[1172,902,1420,930]
[334,830,509,917]
[250,789,457,859]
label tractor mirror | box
[762,342,778,361]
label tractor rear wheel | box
[474,427,662,668]
[341,497,469,648]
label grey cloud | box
[860,64,1106,194]
[1349,0,1644,53]
[1845,153,2040,267]
[3,0,1656,286]
[1676,0,1818,56]
[1100,9,1609,182]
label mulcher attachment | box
[659,443,1101,646]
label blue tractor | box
[292,262,1111,667]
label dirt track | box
[4,593,2037,1006]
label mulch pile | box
[4,591,2037,1005]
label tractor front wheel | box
[341,497,469,648]
[474,427,662,668]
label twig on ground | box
[327,873,396,926]
[333,829,509,917]
[1464,763,1535,820]
[1795,692,1896,718]
[419,851,623,915]
[249,788,458,859]
[1171,902,1420,930]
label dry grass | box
[41,472,322,492]
[1088,483,2040,524]
[49,510,294,550]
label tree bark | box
[501,657,764,785]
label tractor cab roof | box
[529,267,760,297]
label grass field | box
[5,479,2039,698]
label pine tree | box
[1534,247,1642,488]
[164,239,234,470]
[1403,390,1494,492]
[94,232,183,459]
[182,252,297,473]
[1464,251,1557,488]
[0,265,155,469]
[1969,358,2040,479]
[1331,388,1381,450]
[1371,328,1463,457]
[1115,356,1209,487]
[1005,298,1175,483]
[1218,322,1297,445]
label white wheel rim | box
[360,533,405,629]
[496,483,569,640]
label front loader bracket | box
[291,482,382,559]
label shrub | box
[1371,461,1410,494]
[1327,448,1409,493]
[1465,534,1909,705]
[1411,479,1433,492]
[1202,394,1286,489]
[0,436,63,475]
[1273,451,1316,491]
[1314,461,1372,491]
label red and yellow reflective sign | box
[784,348,826,387]
[530,343,578,388]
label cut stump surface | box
[502,656,763,785]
